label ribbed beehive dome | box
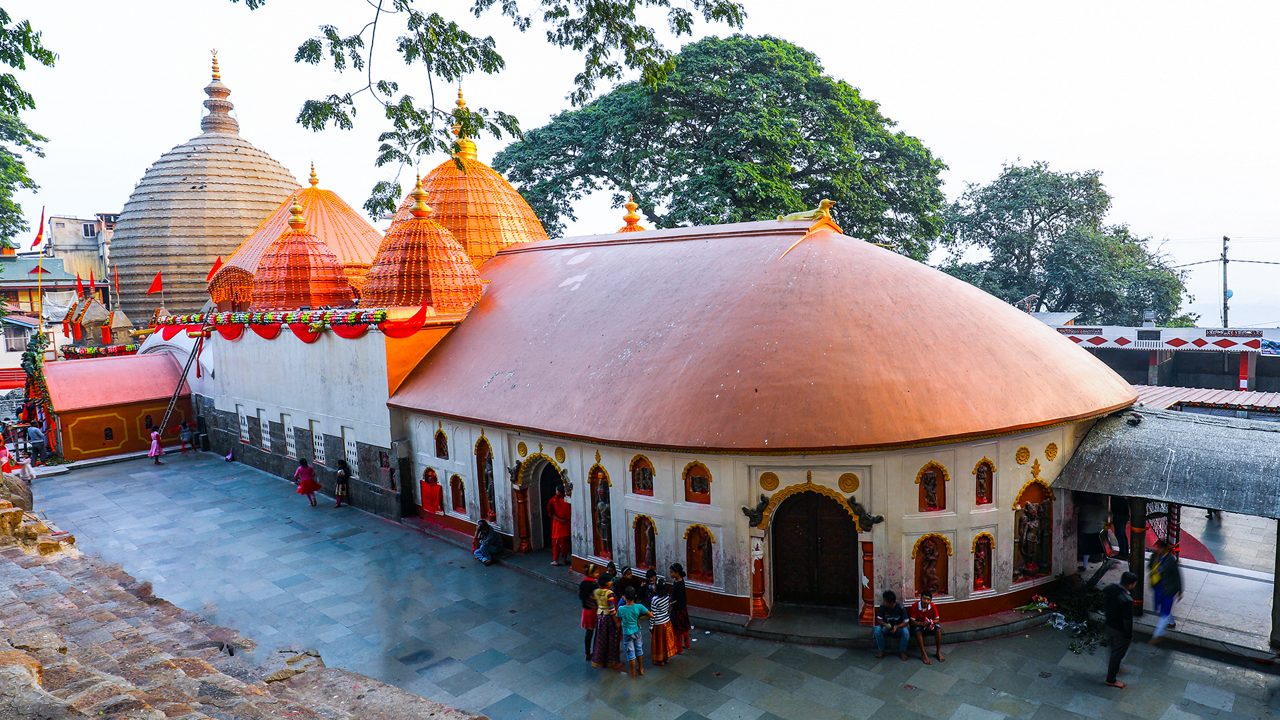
[392,90,548,268]
[111,53,298,318]
[209,164,381,310]
[250,195,355,310]
[361,179,483,312]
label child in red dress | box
[294,459,320,507]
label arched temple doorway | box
[536,462,561,550]
[515,453,566,554]
[771,491,858,606]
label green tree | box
[493,35,946,258]
[941,162,1194,325]
[231,0,745,217]
[0,9,55,243]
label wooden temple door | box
[772,492,859,606]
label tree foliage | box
[492,35,946,258]
[230,0,745,217]
[0,9,55,243]
[941,162,1194,326]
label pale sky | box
[11,0,1280,326]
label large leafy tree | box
[941,162,1194,326]
[0,9,55,244]
[231,0,745,217]
[493,34,946,258]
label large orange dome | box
[390,216,1136,452]
[392,91,548,267]
[360,182,483,312]
[210,165,381,310]
[250,198,356,310]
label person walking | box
[334,459,352,508]
[294,458,320,507]
[669,563,691,653]
[1148,540,1183,642]
[1103,571,1137,688]
[617,587,650,678]
[650,579,678,666]
[547,484,572,566]
[146,426,163,465]
[590,575,622,670]
[178,421,194,453]
[578,573,598,661]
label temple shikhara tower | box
[111,53,297,318]
[41,57,1146,625]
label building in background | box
[44,213,116,282]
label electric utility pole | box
[1222,235,1230,327]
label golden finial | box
[618,194,645,232]
[211,49,221,81]
[409,175,432,219]
[309,161,319,187]
[287,194,305,230]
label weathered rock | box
[0,663,87,718]
[264,649,324,683]
[0,650,42,685]
[0,473,32,512]
[279,667,484,719]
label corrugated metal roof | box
[1056,408,1280,518]
[1135,385,1280,411]
[1030,311,1082,326]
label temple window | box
[589,465,613,559]
[475,437,496,522]
[974,459,995,506]
[684,525,714,583]
[915,462,948,512]
[1013,482,1054,583]
[449,474,466,513]
[913,534,951,597]
[683,461,712,504]
[973,534,994,591]
[634,515,656,570]
[144,414,154,430]
[103,427,113,441]
[434,428,449,459]
[630,455,654,496]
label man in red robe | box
[547,484,572,566]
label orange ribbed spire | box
[359,175,483,312]
[250,198,355,310]
[618,195,645,233]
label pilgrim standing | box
[578,573,598,661]
[294,458,320,507]
[669,563,691,653]
[590,575,623,670]
[650,579,678,666]
[334,459,352,508]
[547,484,572,566]
[147,426,163,465]
[1103,571,1137,688]
[178,421,193,453]
[617,587,650,678]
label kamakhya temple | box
[55,58,1176,625]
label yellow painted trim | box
[914,461,950,485]
[632,513,655,530]
[517,452,564,488]
[1013,478,1054,509]
[971,531,995,553]
[758,480,862,531]
[911,532,953,558]
[972,457,996,475]
[588,462,611,488]
[682,523,716,543]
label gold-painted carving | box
[914,461,950,485]
[838,472,859,493]
[682,523,716,543]
[588,463,611,487]
[1031,458,1041,479]
[517,441,527,458]
[1045,443,1059,461]
[594,449,601,464]
[1012,478,1054,509]
[971,531,995,553]
[911,532,954,558]
[632,514,654,529]
[554,446,566,463]
[1015,446,1030,465]
[972,457,996,475]
[759,472,780,492]
[756,481,862,531]
[516,452,562,488]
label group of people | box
[873,590,945,663]
[579,562,691,677]
[292,457,353,508]
[1103,539,1183,688]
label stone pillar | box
[513,487,532,553]
[1128,497,1146,616]
[859,541,875,625]
[1271,520,1280,649]
[750,534,769,619]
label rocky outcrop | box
[0,499,76,557]
[0,472,32,512]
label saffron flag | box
[113,265,120,295]
[75,273,84,297]
[146,271,163,295]
[31,207,44,247]
[206,256,224,283]
[89,270,96,298]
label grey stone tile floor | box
[32,452,1280,719]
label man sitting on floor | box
[873,590,911,660]
[909,591,946,664]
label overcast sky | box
[11,0,1280,326]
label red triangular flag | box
[31,207,44,247]
[113,265,120,295]
[89,269,96,299]
[146,271,163,295]
[75,273,84,297]
[101,324,112,345]
[206,256,224,283]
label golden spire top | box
[287,194,306,231]
[211,49,221,81]
[451,87,478,161]
[309,161,319,187]
[409,175,433,219]
[456,87,467,112]
[618,194,646,233]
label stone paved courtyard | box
[32,453,1280,719]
